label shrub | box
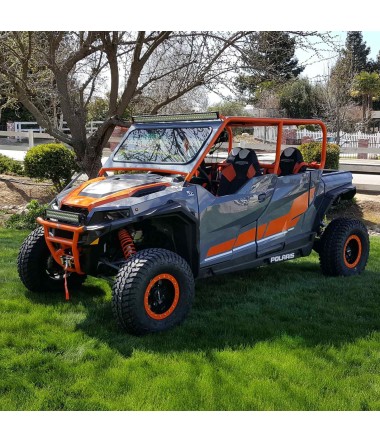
[5,200,47,230]
[24,143,78,191]
[0,153,24,175]
[299,142,340,170]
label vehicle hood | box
[59,174,177,211]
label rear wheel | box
[319,218,369,276]
[17,227,86,292]
[112,248,195,335]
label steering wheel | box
[197,165,212,191]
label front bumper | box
[37,217,85,275]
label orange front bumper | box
[37,217,85,275]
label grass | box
[0,229,380,411]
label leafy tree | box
[87,97,112,122]
[279,78,322,119]
[351,71,380,120]
[236,32,304,100]
[343,32,371,75]
[366,57,380,74]
[208,100,249,116]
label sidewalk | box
[352,174,380,192]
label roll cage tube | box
[185,117,327,182]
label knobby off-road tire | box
[17,226,86,292]
[112,248,195,335]
[319,217,369,277]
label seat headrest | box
[238,148,250,159]
[282,147,296,158]
[231,147,257,160]
[279,147,305,176]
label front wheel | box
[112,248,195,335]
[17,227,86,292]
[319,218,369,277]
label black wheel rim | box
[144,274,180,320]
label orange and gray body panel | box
[38,115,355,279]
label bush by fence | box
[299,142,340,170]
[24,143,78,191]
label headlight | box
[49,199,59,210]
[89,209,131,224]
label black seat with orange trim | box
[278,147,308,176]
[217,147,262,197]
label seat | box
[279,147,308,176]
[217,147,261,197]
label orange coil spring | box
[118,228,136,260]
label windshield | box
[114,126,212,164]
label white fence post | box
[28,130,34,148]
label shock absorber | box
[118,228,136,260]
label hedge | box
[0,153,24,175]
[24,143,78,191]
[299,142,340,170]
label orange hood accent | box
[61,177,170,211]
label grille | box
[60,205,89,217]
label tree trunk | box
[71,138,103,179]
[81,150,103,178]
[335,116,341,144]
[362,94,368,121]
[74,123,116,178]
[368,94,373,116]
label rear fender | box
[313,184,356,232]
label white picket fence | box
[253,126,380,158]
[296,129,380,149]
[13,120,103,138]
[0,120,121,148]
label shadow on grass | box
[24,282,106,306]
[65,258,380,357]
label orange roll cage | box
[185,116,327,182]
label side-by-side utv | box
[18,113,369,334]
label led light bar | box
[45,209,84,225]
[132,112,220,123]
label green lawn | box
[1,229,380,411]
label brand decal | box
[186,190,195,196]
[270,253,295,263]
